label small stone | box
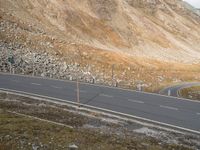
[68,144,78,150]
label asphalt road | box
[0,73,200,134]
[159,82,200,97]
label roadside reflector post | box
[168,90,171,96]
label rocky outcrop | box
[0,41,98,83]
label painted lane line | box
[1,72,200,104]
[197,113,200,115]
[31,83,41,86]
[99,94,113,98]
[51,85,62,89]
[160,105,178,111]
[128,99,144,104]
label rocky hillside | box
[0,0,200,91]
[1,0,200,62]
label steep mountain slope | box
[1,0,200,62]
[0,0,200,91]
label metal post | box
[76,65,80,107]
[76,46,81,108]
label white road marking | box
[31,83,41,86]
[160,105,178,111]
[128,99,144,104]
[99,94,113,98]
[197,113,200,115]
[1,88,200,135]
[51,85,62,89]
[3,72,200,104]
[1,72,200,104]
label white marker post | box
[168,89,171,96]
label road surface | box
[159,82,200,97]
[0,73,200,134]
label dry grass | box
[0,111,191,150]
[0,92,194,150]
[180,86,200,100]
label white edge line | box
[0,88,200,135]
[197,113,200,115]
[1,72,200,103]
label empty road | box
[0,73,200,134]
[160,82,200,97]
